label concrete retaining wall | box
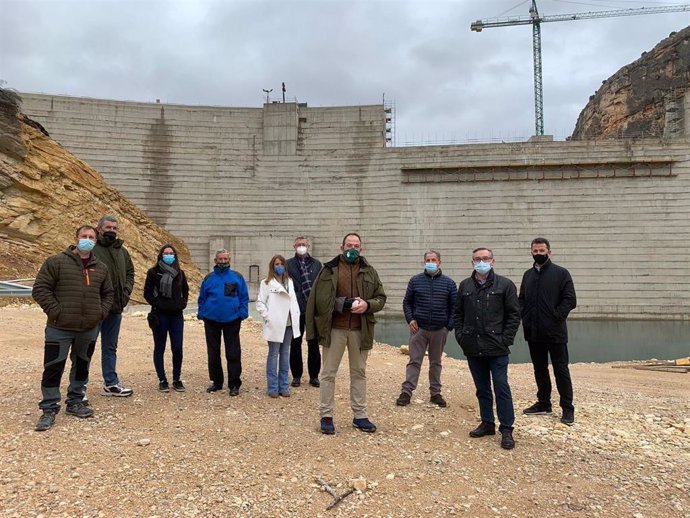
[21,93,690,319]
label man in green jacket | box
[93,215,135,397]
[306,233,386,435]
[32,225,114,431]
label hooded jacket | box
[32,246,114,331]
[306,255,386,350]
[93,234,134,314]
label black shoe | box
[173,380,186,392]
[228,387,240,397]
[159,381,170,392]
[206,383,222,393]
[352,418,377,433]
[291,378,301,387]
[320,417,335,435]
[396,392,411,406]
[523,402,552,415]
[561,408,575,426]
[35,410,56,431]
[469,421,496,438]
[66,402,94,419]
[430,394,447,408]
[501,430,515,449]
[309,378,320,388]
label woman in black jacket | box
[144,244,189,392]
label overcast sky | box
[1,0,688,143]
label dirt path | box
[1,306,688,517]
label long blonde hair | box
[264,254,290,285]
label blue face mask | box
[162,254,175,265]
[424,262,438,274]
[473,261,492,275]
[77,238,95,253]
[274,265,286,276]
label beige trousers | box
[319,329,369,419]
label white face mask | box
[296,245,308,256]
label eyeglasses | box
[472,256,493,263]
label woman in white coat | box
[256,254,301,397]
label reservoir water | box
[374,316,690,364]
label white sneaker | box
[101,384,134,397]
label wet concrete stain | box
[142,106,173,227]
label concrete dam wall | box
[20,93,690,319]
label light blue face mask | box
[424,262,438,274]
[162,254,175,265]
[473,261,492,275]
[274,265,286,276]
[77,238,95,253]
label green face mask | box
[343,248,360,264]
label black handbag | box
[147,309,159,330]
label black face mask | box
[533,254,549,265]
[102,231,117,243]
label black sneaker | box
[291,378,301,387]
[469,421,496,437]
[501,430,515,450]
[430,394,447,408]
[396,392,411,406]
[561,408,575,426]
[173,381,186,392]
[228,387,240,397]
[206,383,222,393]
[159,381,170,392]
[320,417,335,435]
[522,402,552,415]
[309,378,320,388]
[35,410,56,431]
[66,402,94,418]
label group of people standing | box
[32,223,576,451]
[396,238,576,450]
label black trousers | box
[527,340,574,411]
[289,313,321,381]
[204,318,242,389]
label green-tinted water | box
[374,317,690,364]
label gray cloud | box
[1,0,687,142]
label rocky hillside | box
[0,89,203,303]
[571,25,690,139]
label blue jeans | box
[266,327,292,394]
[152,313,184,383]
[99,313,123,386]
[467,355,515,432]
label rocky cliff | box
[571,25,690,139]
[0,89,203,303]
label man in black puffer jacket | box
[455,247,520,450]
[396,250,456,408]
[519,237,577,426]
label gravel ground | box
[1,305,688,518]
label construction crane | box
[471,1,690,136]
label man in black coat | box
[455,247,520,449]
[519,237,577,426]
[286,236,322,387]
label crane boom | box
[471,5,690,31]
[471,1,690,136]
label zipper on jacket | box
[84,268,91,286]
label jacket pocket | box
[224,282,238,297]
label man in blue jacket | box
[198,249,249,396]
[396,250,457,408]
